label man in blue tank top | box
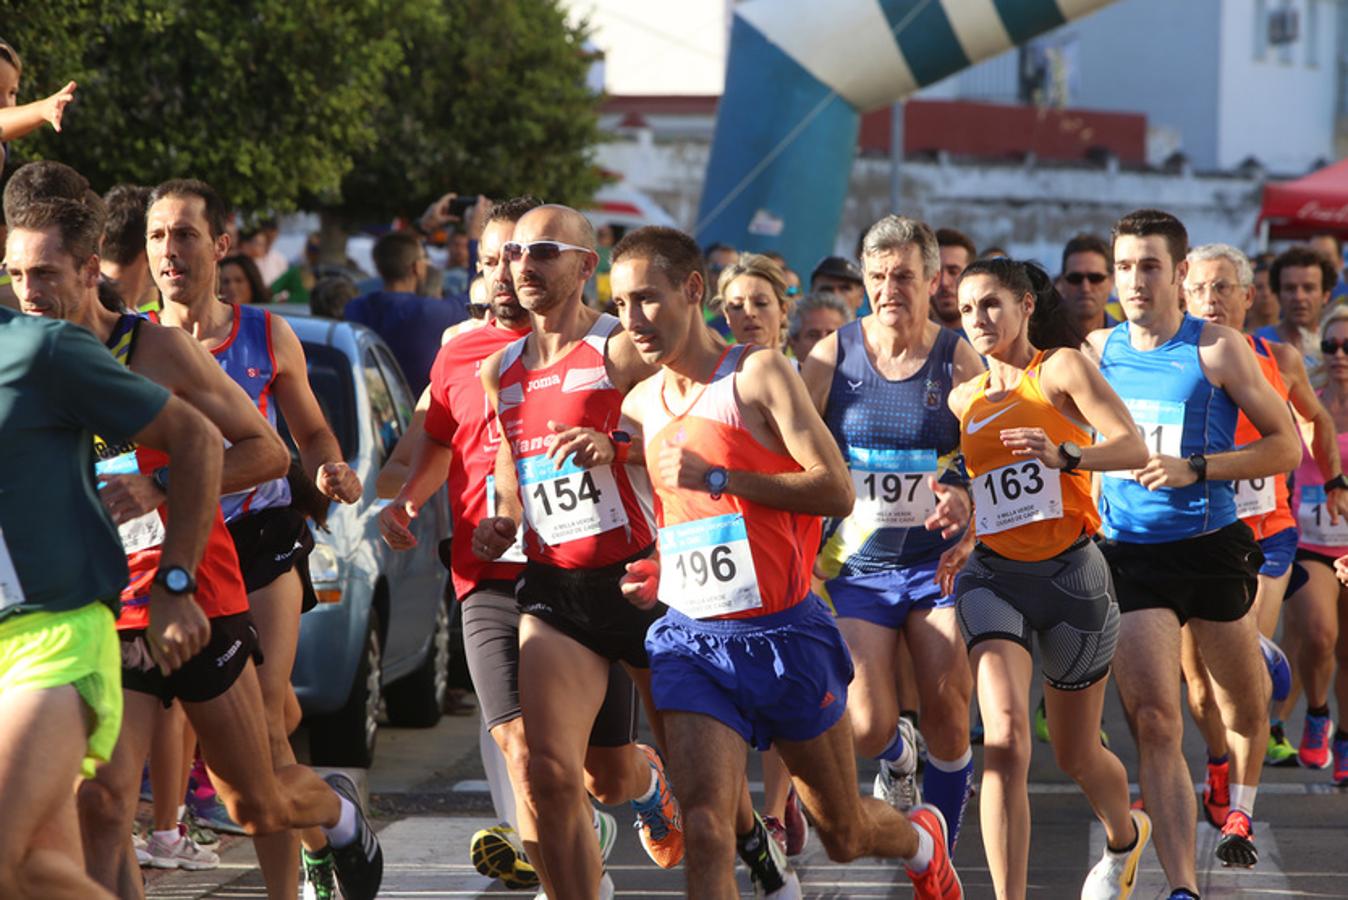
[801,215,984,852]
[1086,209,1301,898]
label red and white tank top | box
[495,314,655,569]
[640,345,814,619]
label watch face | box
[164,569,191,592]
[707,468,728,491]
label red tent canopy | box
[1259,159,1348,240]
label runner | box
[378,196,659,896]
[610,225,963,899]
[1282,306,1348,785]
[0,249,219,900]
[799,214,980,850]
[146,179,366,900]
[948,257,1151,900]
[471,204,683,899]
[1087,209,1301,895]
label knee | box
[223,792,288,836]
[817,819,866,863]
[982,717,1031,775]
[77,777,135,832]
[848,710,897,759]
[683,804,734,859]
[1131,703,1182,751]
[525,751,581,806]
[1303,628,1336,661]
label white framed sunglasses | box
[501,240,594,262]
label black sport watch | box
[1326,473,1348,493]
[1058,441,1082,473]
[1187,453,1208,483]
[704,466,729,500]
[153,566,196,596]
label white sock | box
[324,795,359,847]
[884,733,917,774]
[904,822,935,872]
[927,747,973,772]
[632,757,658,805]
[481,717,519,830]
[176,804,187,824]
[153,827,180,846]
[1231,784,1257,818]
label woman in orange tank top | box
[947,259,1149,900]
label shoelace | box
[1222,812,1252,838]
[1307,717,1331,746]
[633,791,671,841]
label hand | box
[378,499,419,550]
[924,477,971,539]
[317,461,362,504]
[1326,485,1348,526]
[1000,427,1060,468]
[620,557,661,609]
[1136,454,1196,490]
[43,81,77,132]
[1335,554,1348,586]
[98,473,165,525]
[473,516,518,561]
[657,435,713,492]
[421,192,457,231]
[146,587,210,675]
[546,420,613,469]
[934,532,975,596]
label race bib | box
[657,513,762,619]
[848,448,938,528]
[1296,485,1348,547]
[517,455,628,546]
[1105,398,1185,479]
[95,451,166,555]
[0,526,26,611]
[972,459,1063,536]
[1234,476,1277,519]
[485,474,527,564]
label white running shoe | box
[133,831,151,867]
[144,825,221,870]
[873,717,922,811]
[595,808,618,863]
[1081,810,1152,900]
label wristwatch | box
[152,466,170,494]
[1058,441,1082,473]
[609,430,632,466]
[1326,473,1348,493]
[153,566,197,596]
[704,466,729,501]
[1187,453,1208,483]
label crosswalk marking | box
[451,778,1333,796]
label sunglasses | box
[501,240,593,262]
[1321,338,1348,356]
[1064,272,1108,285]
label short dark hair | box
[704,241,735,257]
[310,275,359,319]
[101,184,152,266]
[935,227,977,260]
[1111,209,1188,269]
[1270,245,1339,295]
[959,257,1084,351]
[3,161,91,224]
[220,254,272,304]
[612,226,707,296]
[1253,252,1276,273]
[8,198,103,263]
[147,179,229,239]
[372,230,424,283]
[485,195,543,227]
[1061,233,1112,273]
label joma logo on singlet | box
[527,375,560,392]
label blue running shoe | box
[1259,634,1291,703]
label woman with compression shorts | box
[947,259,1150,899]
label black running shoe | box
[323,772,384,900]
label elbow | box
[1273,430,1302,472]
[266,434,290,480]
[825,474,855,518]
[1121,432,1149,469]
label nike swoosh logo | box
[966,402,1020,434]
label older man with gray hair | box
[787,292,852,365]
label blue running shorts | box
[1257,526,1298,578]
[826,556,953,630]
[645,594,853,751]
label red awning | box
[1259,159,1348,240]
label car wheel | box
[384,594,452,728]
[309,610,382,768]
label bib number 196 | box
[658,513,762,619]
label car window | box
[275,342,357,461]
[364,349,402,462]
[374,345,415,430]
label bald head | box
[514,204,596,250]
[509,204,599,316]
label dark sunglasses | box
[501,240,592,262]
[1321,338,1348,356]
[1064,272,1108,285]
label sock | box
[874,724,915,772]
[153,827,179,846]
[1207,753,1228,767]
[303,844,333,863]
[1307,704,1330,718]
[903,820,935,873]
[176,804,186,823]
[1107,819,1139,854]
[1230,784,1257,818]
[323,795,358,848]
[922,749,973,853]
[632,758,658,805]
[900,709,920,730]
[480,717,518,831]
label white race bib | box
[972,459,1063,536]
[485,474,527,564]
[657,513,762,619]
[95,451,166,555]
[517,455,629,547]
[1296,485,1348,547]
[1234,477,1277,519]
[1105,398,1185,479]
[0,526,27,611]
[847,448,938,528]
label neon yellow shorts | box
[0,603,122,778]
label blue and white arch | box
[696,0,1117,268]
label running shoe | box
[133,831,150,867]
[907,714,929,777]
[631,743,684,868]
[763,814,788,855]
[139,765,153,803]
[185,784,245,836]
[1202,758,1230,829]
[738,812,801,899]
[905,804,963,900]
[324,772,384,900]
[186,818,218,847]
[1267,721,1299,767]
[594,807,617,863]
[302,846,338,900]
[1299,713,1334,769]
[470,823,538,890]
[1215,809,1257,868]
[1166,891,1200,900]
[1332,733,1348,787]
[783,787,809,856]
[144,824,220,871]
[1033,697,1051,743]
[1081,809,1152,900]
[873,718,921,812]
[1259,634,1292,703]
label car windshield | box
[275,342,358,461]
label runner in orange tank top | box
[947,258,1150,900]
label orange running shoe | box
[1202,758,1230,828]
[906,804,963,900]
[630,743,684,868]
